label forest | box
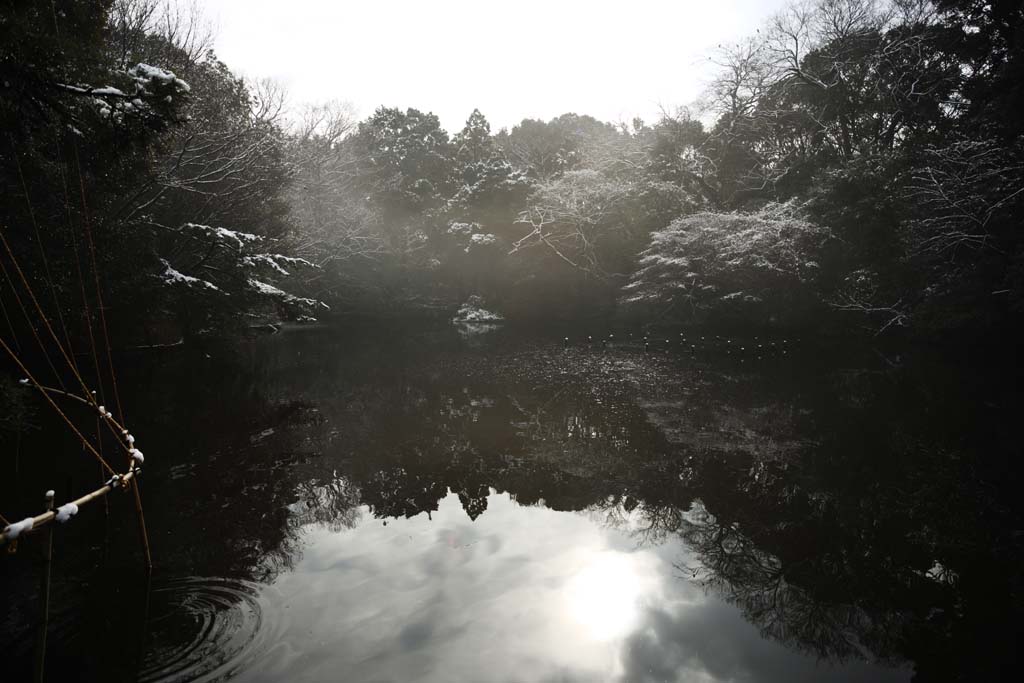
[1,0,1021,347]
[3,2,1024,682]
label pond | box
[2,323,1021,682]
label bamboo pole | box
[14,382,151,565]
[132,568,154,678]
[0,469,139,545]
[33,490,54,683]
[131,478,152,570]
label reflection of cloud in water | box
[621,601,907,683]
[236,491,907,683]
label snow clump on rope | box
[55,503,79,523]
[3,518,34,539]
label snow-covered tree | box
[286,102,387,268]
[624,203,834,324]
[154,222,326,334]
[453,108,495,166]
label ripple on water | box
[139,576,281,683]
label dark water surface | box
[2,323,1022,681]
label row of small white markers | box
[563,333,795,353]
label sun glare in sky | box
[201,0,789,130]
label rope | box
[0,254,65,389]
[1,22,152,562]
[55,136,114,473]
[0,335,115,476]
[25,384,139,472]
[54,131,110,459]
[56,138,105,400]
[10,135,80,375]
[73,145,125,428]
[0,230,81,389]
[0,286,21,354]
[47,0,60,40]
[29,383,134,438]
[0,229,131,453]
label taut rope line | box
[73,145,125,427]
[0,335,115,476]
[56,133,106,409]
[0,253,66,389]
[71,142,151,566]
[0,230,131,453]
[10,136,80,376]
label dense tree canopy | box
[1,0,1021,341]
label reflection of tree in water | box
[69,330,1020,682]
[603,355,1024,682]
[675,501,906,664]
[289,474,362,532]
[0,344,369,680]
[109,341,374,586]
[345,373,674,521]
[361,465,450,520]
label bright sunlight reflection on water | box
[565,551,644,641]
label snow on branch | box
[241,254,318,277]
[242,254,289,276]
[60,62,191,124]
[60,63,190,98]
[248,279,328,310]
[270,255,317,269]
[158,258,223,292]
[905,138,1024,256]
[181,223,260,249]
[155,221,323,321]
[624,202,832,314]
[128,63,191,95]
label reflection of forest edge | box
[2,327,1021,681]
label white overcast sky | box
[199,0,789,132]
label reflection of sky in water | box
[241,491,908,683]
